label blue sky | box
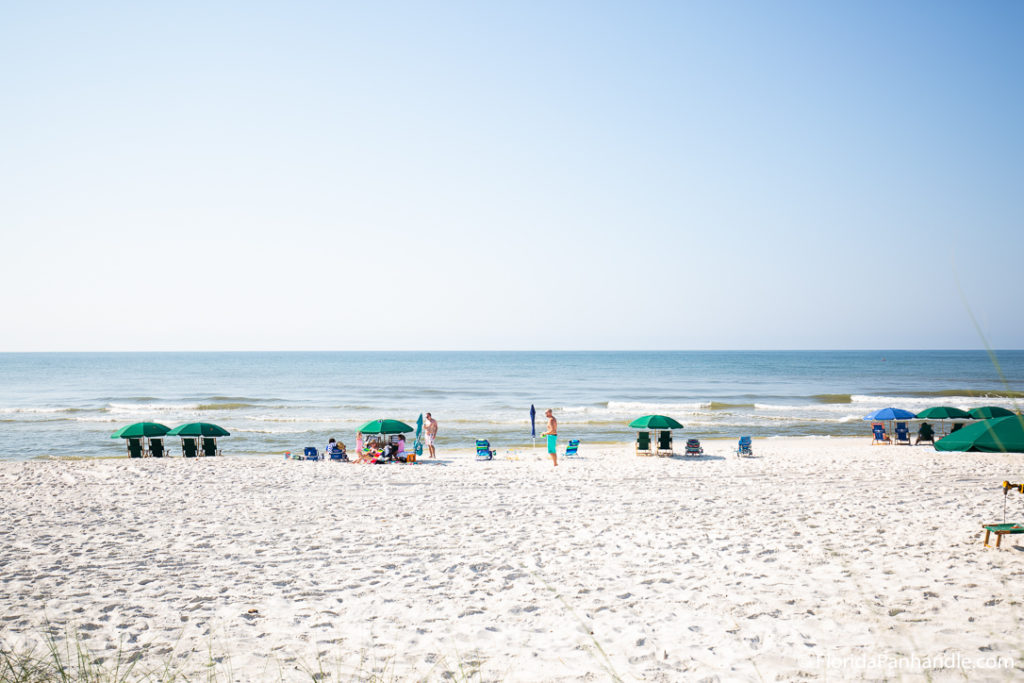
[2,1,1021,351]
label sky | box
[1,1,1022,351]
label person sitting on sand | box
[326,438,347,459]
[355,445,379,464]
[395,435,407,462]
[916,422,935,444]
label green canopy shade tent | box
[968,406,1016,419]
[357,419,414,434]
[934,416,1024,453]
[628,415,684,430]
[110,422,171,439]
[168,422,231,437]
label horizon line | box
[1,348,1020,354]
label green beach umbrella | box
[167,422,231,437]
[628,415,684,430]
[110,422,171,439]
[357,418,414,434]
[915,407,971,420]
[935,416,1024,453]
[968,406,1016,419]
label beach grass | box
[0,625,498,683]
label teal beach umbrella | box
[168,422,231,437]
[968,406,1015,419]
[357,418,414,434]
[915,407,971,420]
[628,415,684,430]
[110,422,171,439]
[915,406,972,436]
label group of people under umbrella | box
[351,417,423,463]
[111,421,230,458]
[864,405,1024,453]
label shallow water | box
[1,350,1022,460]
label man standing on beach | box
[424,412,438,458]
[540,408,558,466]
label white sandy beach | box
[2,438,1023,681]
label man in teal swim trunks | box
[541,408,558,467]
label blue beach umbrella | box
[863,407,916,442]
[530,404,536,438]
[862,407,916,421]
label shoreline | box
[2,437,1022,680]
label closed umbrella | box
[935,416,1024,453]
[530,404,536,448]
[414,413,424,457]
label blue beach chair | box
[871,423,891,445]
[476,440,495,461]
[564,439,580,457]
[736,436,753,457]
[303,446,320,462]
[328,444,348,461]
[894,422,911,445]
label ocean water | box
[2,351,1023,461]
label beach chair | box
[202,437,221,457]
[564,439,580,457]
[736,436,753,457]
[684,438,703,456]
[127,437,144,458]
[475,440,495,461]
[636,431,652,456]
[181,438,198,458]
[951,422,965,433]
[328,445,348,462]
[303,446,319,462]
[657,431,673,456]
[894,422,911,445]
[149,438,166,458]
[916,423,935,444]
[871,423,891,445]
